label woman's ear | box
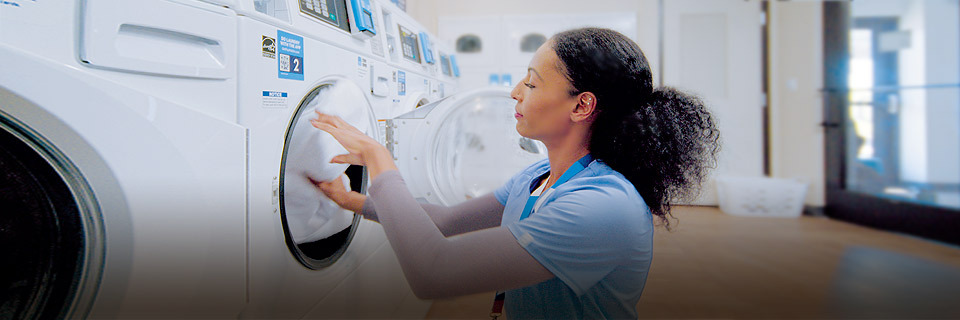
[571,92,597,122]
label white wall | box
[434,13,638,91]
[407,0,661,82]
[769,1,825,206]
[410,0,830,207]
[661,0,765,205]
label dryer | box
[1,0,246,318]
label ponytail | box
[589,87,720,227]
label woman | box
[312,27,719,319]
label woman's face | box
[510,41,579,141]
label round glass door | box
[0,114,101,319]
[279,78,377,269]
[427,90,547,205]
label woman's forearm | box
[341,191,366,212]
[354,140,504,235]
[361,142,399,180]
[360,194,505,237]
[366,171,552,299]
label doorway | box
[823,1,960,245]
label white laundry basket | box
[715,176,809,217]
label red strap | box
[490,291,505,319]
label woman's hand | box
[311,111,398,180]
[313,175,366,212]
[310,111,378,166]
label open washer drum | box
[278,77,378,270]
[0,110,103,319]
[388,87,548,206]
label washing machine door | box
[278,77,378,270]
[0,113,103,319]
[389,87,547,206]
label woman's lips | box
[515,112,522,119]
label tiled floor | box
[425,206,960,319]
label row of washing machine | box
[0,0,546,318]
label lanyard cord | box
[490,291,505,320]
[518,154,593,221]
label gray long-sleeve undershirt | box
[361,170,554,299]
[360,186,504,237]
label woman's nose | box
[510,82,522,101]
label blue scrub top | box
[494,158,654,319]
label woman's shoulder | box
[570,162,642,197]
[543,165,653,244]
[555,162,651,218]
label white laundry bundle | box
[283,81,372,244]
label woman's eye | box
[524,82,535,89]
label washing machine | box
[228,1,544,315]
[1,0,247,318]
[2,0,478,317]
[229,0,440,318]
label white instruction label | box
[262,91,288,108]
[357,56,369,79]
[377,119,387,145]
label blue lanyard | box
[518,154,593,221]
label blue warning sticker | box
[277,30,303,81]
[398,70,406,96]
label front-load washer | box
[387,87,548,206]
[233,1,431,318]
[1,0,247,318]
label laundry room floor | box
[424,206,960,319]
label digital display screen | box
[398,24,421,63]
[299,0,350,32]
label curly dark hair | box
[552,27,720,227]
